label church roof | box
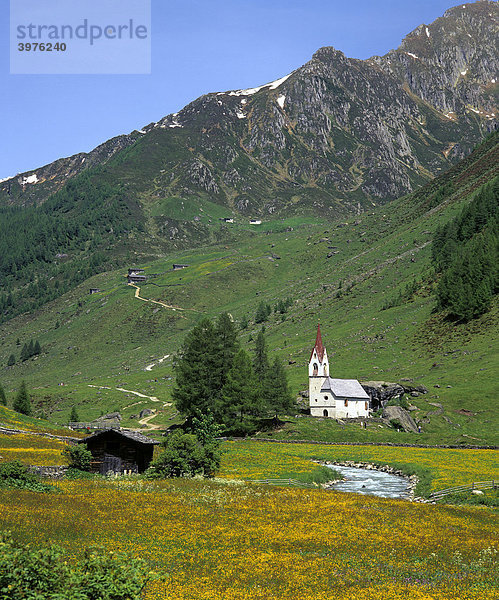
[321,377,369,399]
[310,323,326,363]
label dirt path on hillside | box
[145,354,170,371]
[137,410,162,431]
[128,283,188,316]
[88,384,162,403]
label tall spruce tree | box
[215,312,239,389]
[173,318,224,417]
[253,328,274,406]
[253,328,270,379]
[0,382,7,406]
[13,381,31,416]
[220,349,259,432]
[266,357,295,417]
[7,354,15,367]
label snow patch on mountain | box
[227,73,292,97]
[22,174,39,185]
[277,95,286,108]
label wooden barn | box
[78,429,158,474]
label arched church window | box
[313,363,318,376]
[323,409,329,417]
[365,401,368,410]
[324,396,328,401]
[344,399,348,407]
[324,364,328,376]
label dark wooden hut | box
[78,429,158,474]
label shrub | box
[146,430,220,479]
[0,532,154,599]
[63,444,93,471]
[0,461,55,493]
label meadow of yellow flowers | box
[0,435,497,599]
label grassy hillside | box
[0,134,497,445]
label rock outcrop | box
[382,405,419,433]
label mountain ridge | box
[1,0,496,216]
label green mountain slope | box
[0,133,497,445]
[1,1,497,326]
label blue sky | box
[2,0,461,179]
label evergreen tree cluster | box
[255,301,272,323]
[0,170,143,324]
[432,177,498,321]
[173,314,295,435]
[274,297,293,314]
[19,339,42,362]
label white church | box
[309,324,370,419]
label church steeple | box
[309,323,329,377]
[311,323,325,363]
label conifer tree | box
[70,406,79,422]
[173,318,224,417]
[7,354,15,367]
[33,340,41,356]
[13,381,31,416]
[20,343,28,362]
[0,382,7,406]
[266,357,295,417]
[219,349,259,431]
[215,312,239,388]
[255,301,271,324]
[253,328,269,379]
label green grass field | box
[0,138,497,447]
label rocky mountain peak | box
[376,0,498,113]
[1,1,497,217]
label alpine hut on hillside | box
[77,429,158,474]
[127,268,147,284]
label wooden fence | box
[429,480,497,500]
[244,478,319,489]
[68,422,120,430]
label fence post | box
[471,482,474,490]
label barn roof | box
[321,377,369,399]
[310,323,326,363]
[78,429,159,445]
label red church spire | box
[310,323,325,363]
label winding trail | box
[137,411,162,431]
[128,283,190,317]
[145,354,170,371]
[88,384,161,403]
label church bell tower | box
[308,324,329,406]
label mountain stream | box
[327,465,410,499]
